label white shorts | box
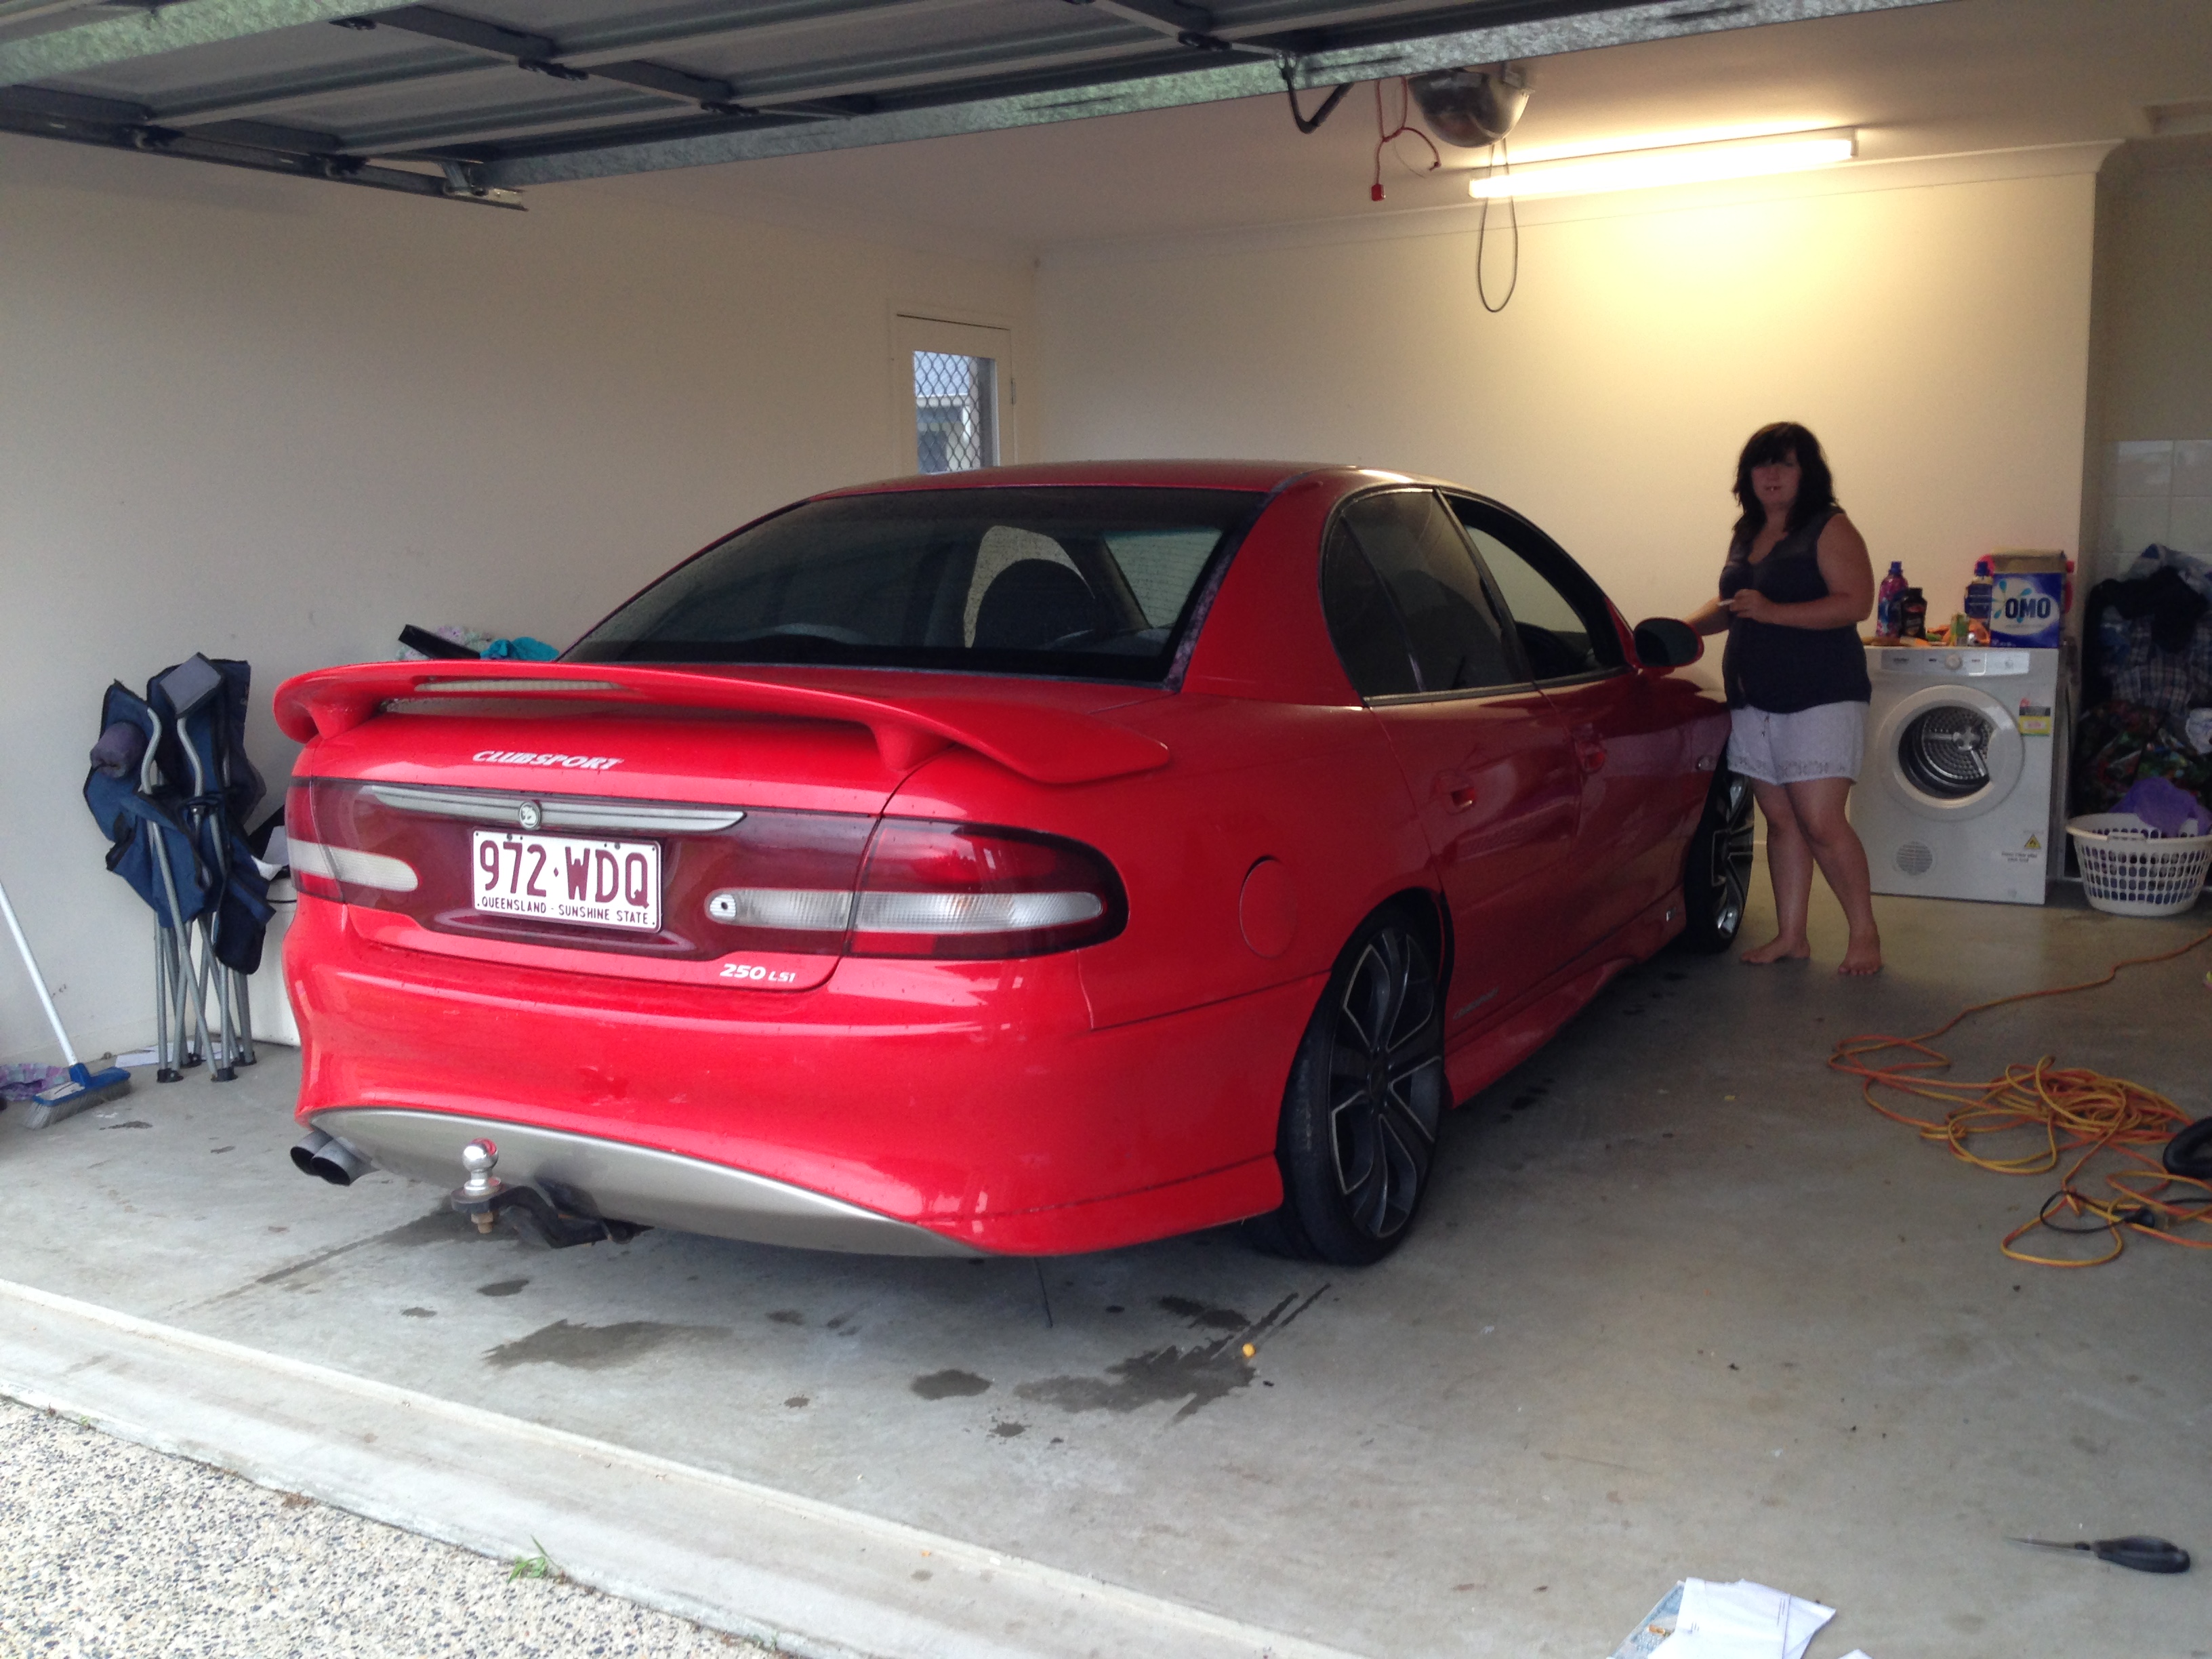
[1727,701,1866,785]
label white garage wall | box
[2093,143,2212,445]
[0,137,1031,1065]
[1033,154,2099,655]
[2082,141,2212,576]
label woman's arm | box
[1685,594,1730,636]
[1725,514,1875,629]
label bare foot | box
[1740,935,1811,965]
[1837,937,1883,976]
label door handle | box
[1450,785,1480,809]
[1572,722,1607,775]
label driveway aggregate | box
[0,1397,770,1658]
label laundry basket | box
[2066,813,2212,916]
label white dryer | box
[1852,647,2064,905]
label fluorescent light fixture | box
[1467,127,1858,201]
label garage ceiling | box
[582,0,2205,253]
[0,0,1948,205]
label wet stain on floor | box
[990,1420,1027,1438]
[375,1205,486,1249]
[484,1318,722,1372]
[401,1307,436,1319]
[1019,1288,1326,1422]
[1157,1296,1249,1331]
[476,1278,529,1298]
[245,1204,485,1294]
[911,1369,992,1400]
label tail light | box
[849,821,1124,959]
[285,781,1123,962]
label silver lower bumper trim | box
[308,1109,981,1257]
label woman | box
[1686,422,1882,975]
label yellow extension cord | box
[1828,924,2212,1267]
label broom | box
[0,875,132,1128]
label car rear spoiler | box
[272,661,1170,786]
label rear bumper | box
[311,1107,979,1255]
[287,899,1314,1254]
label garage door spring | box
[1828,923,2212,1267]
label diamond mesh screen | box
[914,351,996,473]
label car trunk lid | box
[277,662,1164,987]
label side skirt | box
[1443,886,1683,1104]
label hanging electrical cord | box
[1370,78,1438,202]
[1279,58,1349,135]
[1475,136,1519,313]
[1830,924,2212,1267]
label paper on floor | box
[1611,1577,1836,1659]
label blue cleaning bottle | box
[1876,562,1907,639]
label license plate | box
[472,830,660,931]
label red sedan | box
[274,462,1744,1265]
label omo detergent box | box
[1990,550,2067,647]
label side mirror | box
[1633,617,1702,669]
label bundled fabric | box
[2114,775,2211,837]
[2074,546,2212,817]
[2083,546,2212,714]
[2072,699,2212,817]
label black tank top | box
[1718,508,1872,712]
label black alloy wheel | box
[1676,766,1755,954]
[1246,909,1448,1266]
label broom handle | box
[0,878,81,1068]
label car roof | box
[813,461,1378,497]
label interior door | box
[892,313,1015,475]
[1450,495,1699,953]
[1319,491,1582,1037]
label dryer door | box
[1869,684,2024,822]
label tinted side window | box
[1107,529,1221,626]
[1337,492,1519,693]
[1322,525,1419,697]
[1448,499,1624,682]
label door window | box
[893,314,1015,474]
[1321,526,1420,697]
[1324,492,1519,696]
[1448,500,1623,683]
[914,352,997,473]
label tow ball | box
[449,1139,644,1248]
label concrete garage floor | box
[2,883,2209,1659]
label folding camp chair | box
[85,656,272,1083]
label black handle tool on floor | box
[2009,1535,2190,1573]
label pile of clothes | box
[2076,544,2212,815]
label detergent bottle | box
[1964,557,1994,644]
[1875,562,1908,640]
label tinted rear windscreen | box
[568,487,1266,682]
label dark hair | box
[1732,422,1838,540]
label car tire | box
[1244,908,1448,1266]
[1675,766,1755,954]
